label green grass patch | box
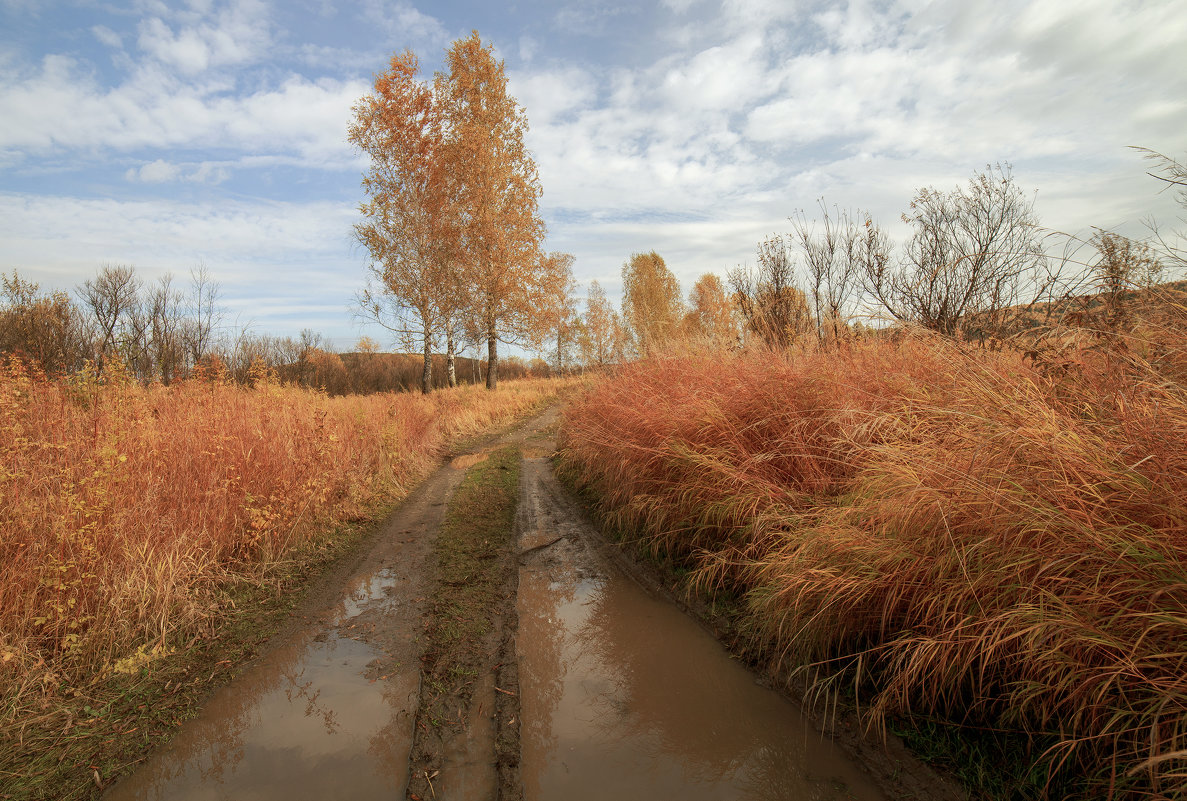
[421,444,520,721]
[888,716,1061,800]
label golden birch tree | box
[621,251,682,357]
[541,251,578,373]
[349,51,456,394]
[683,273,738,349]
[579,280,623,368]
[438,32,547,390]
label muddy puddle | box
[104,632,415,800]
[101,407,915,801]
[104,537,426,801]
[516,460,888,801]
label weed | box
[558,321,1187,799]
[0,367,557,799]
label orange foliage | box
[560,331,1187,797]
[0,361,552,694]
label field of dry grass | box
[559,310,1187,798]
[0,360,555,731]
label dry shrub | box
[0,364,553,711]
[559,327,1187,798]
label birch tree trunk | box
[486,332,498,391]
[446,331,457,387]
[421,335,432,394]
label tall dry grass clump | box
[0,363,552,715]
[559,315,1187,798]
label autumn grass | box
[0,362,558,798]
[558,309,1187,799]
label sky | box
[1,0,1185,351]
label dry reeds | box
[0,363,552,716]
[559,316,1187,798]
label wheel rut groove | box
[102,403,958,801]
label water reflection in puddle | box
[105,632,415,801]
[105,625,416,800]
[339,568,400,621]
[517,565,887,801]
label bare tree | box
[184,265,222,367]
[147,273,185,384]
[123,287,153,380]
[864,164,1047,338]
[728,236,813,349]
[78,264,140,373]
[792,201,865,344]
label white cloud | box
[0,193,354,269]
[126,158,182,182]
[2,0,1185,336]
[189,161,230,183]
[553,2,634,35]
[518,35,538,64]
[296,43,387,72]
[511,0,1187,303]
[359,0,448,45]
[0,192,363,337]
[509,66,596,125]
[125,158,230,184]
[657,31,772,114]
[719,0,802,31]
[135,0,272,75]
[91,25,124,50]
[0,56,367,166]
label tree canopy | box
[349,32,550,391]
[622,251,682,357]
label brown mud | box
[514,414,963,801]
[102,403,960,801]
[102,447,462,800]
[404,443,523,801]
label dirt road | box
[102,404,961,801]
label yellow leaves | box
[108,643,174,677]
[622,251,683,356]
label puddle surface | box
[104,631,416,801]
[517,553,887,801]
[104,546,424,801]
[338,567,400,621]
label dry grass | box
[0,362,555,724]
[559,302,1187,799]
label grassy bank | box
[408,444,521,800]
[557,331,1187,799]
[423,444,520,710]
[0,361,556,798]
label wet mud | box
[103,456,465,801]
[104,403,958,801]
[514,430,889,801]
